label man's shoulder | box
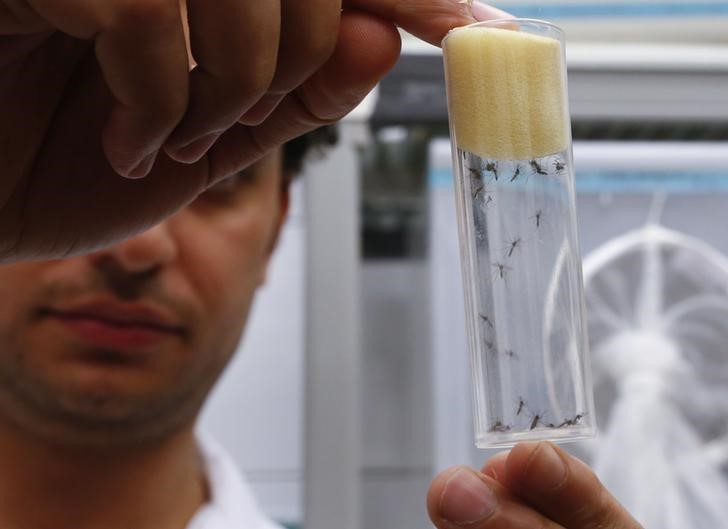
[189,433,285,529]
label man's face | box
[0,151,289,445]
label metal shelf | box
[369,44,728,134]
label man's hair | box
[282,126,338,176]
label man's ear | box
[270,174,292,252]
[257,173,293,286]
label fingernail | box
[125,151,158,179]
[439,468,497,525]
[527,442,567,490]
[471,1,515,21]
[166,132,219,164]
[239,93,285,126]
[484,451,509,481]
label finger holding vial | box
[164,0,282,163]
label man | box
[0,128,643,529]
[0,1,645,527]
[0,130,341,529]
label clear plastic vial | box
[442,19,596,447]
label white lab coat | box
[187,434,284,529]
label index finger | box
[95,0,189,177]
[342,0,512,45]
[503,442,643,529]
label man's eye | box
[195,170,257,203]
[206,178,237,194]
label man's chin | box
[25,397,196,448]
[0,376,197,448]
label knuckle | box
[244,127,268,160]
[298,31,338,66]
[569,487,621,529]
[217,59,275,109]
[234,62,275,97]
[130,84,186,124]
[203,39,275,99]
[152,91,187,124]
[127,88,186,132]
[113,0,178,28]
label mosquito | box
[530,160,548,175]
[485,161,499,181]
[489,420,511,433]
[504,349,519,360]
[557,413,586,428]
[510,164,521,182]
[472,182,485,200]
[529,414,542,430]
[531,209,544,228]
[516,397,526,416]
[553,159,567,174]
[492,262,512,280]
[505,237,523,258]
[468,165,483,180]
[479,313,494,328]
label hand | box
[0,0,509,261]
[428,442,644,529]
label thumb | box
[428,465,562,529]
[428,467,499,526]
[344,0,513,46]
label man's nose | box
[89,222,178,276]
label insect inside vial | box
[529,414,542,430]
[516,397,526,416]
[479,313,494,328]
[553,159,567,174]
[529,160,548,175]
[504,349,519,360]
[489,420,511,433]
[492,262,512,280]
[505,237,523,258]
[557,413,586,428]
[531,209,544,228]
[472,182,485,200]
[485,161,499,180]
[468,165,483,180]
[510,165,521,182]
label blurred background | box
[199,2,728,528]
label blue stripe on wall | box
[576,171,728,193]
[504,2,728,19]
[429,168,454,189]
[428,169,728,193]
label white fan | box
[578,202,728,529]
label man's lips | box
[39,299,185,349]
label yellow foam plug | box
[444,26,569,160]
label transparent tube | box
[442,19,596,447]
